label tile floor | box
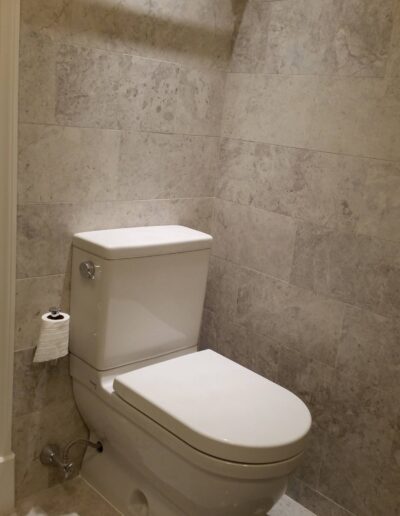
[11,477,316,516]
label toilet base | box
[81,435,184,516]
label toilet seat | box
[114,350,311,465]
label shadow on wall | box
[27,0,249,63]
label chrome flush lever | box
[79,260,96,280]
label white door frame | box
[0,0,19,512]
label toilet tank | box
[70,226,212,371]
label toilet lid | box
[113,350,311,464]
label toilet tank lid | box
[72,225,213,259]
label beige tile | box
[15,275,69,351]
[231,0,394,77]
[389,0,400,77]
[55,45,121,129]
[117,131,218,200]
[18,124,120,204]
[237,268,345,366]
[290,222,400,318]
[212,200,297,281]
[17,198,213,278]
[175,68,225,136]
[19,32,57,125]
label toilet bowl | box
[69,226,311,515]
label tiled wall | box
[14,0,241,500]
[201,0,400,515]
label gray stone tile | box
[15,275,69,351]
[217,139,366,232]
[17,198,213,278]
[147,0,232,70]
[14,477,118,515]
[290,222,400,318]
[269,494,316,516]
[117,131,218,200]
[175,68,225,136]
[13,399,88,500]
[204,257,241,321]
[218,140,400,242]
[68,0,152,58]
[20,0,71,41]
[237,268,345,366]
[13,350,73,418]
[212,200,297,281]
[19,32,57,125]
[336,306,400,393]
[288,479,355,516]
[231,0,395,77]
[119,55,180,133]
[222,74,317,152]
[18,124,120,204]
[222,74,400,162]
[55,44,121,129]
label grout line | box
[219,134,400,165]
[209,253,400,323]
[17,196,215,207]
[18,120,222,140]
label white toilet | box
[69,225,311,516]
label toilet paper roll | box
[33,312,70,363]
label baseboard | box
[0,453,15,515]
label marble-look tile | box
[336,306,400,393]
[212,200,297,281]
[13,399,88,500]
[237,268,345,366]
[18,124,120,204]
[175,68,225,136]
[288,479,356,516]
[17,198,213,278]
[117,131,218,200]
[231,0,394,77]
[13,350,73,418]
[55,45,121,129]
[19,32,57,125]
[15,275,69,351]
[291,222,400,318]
